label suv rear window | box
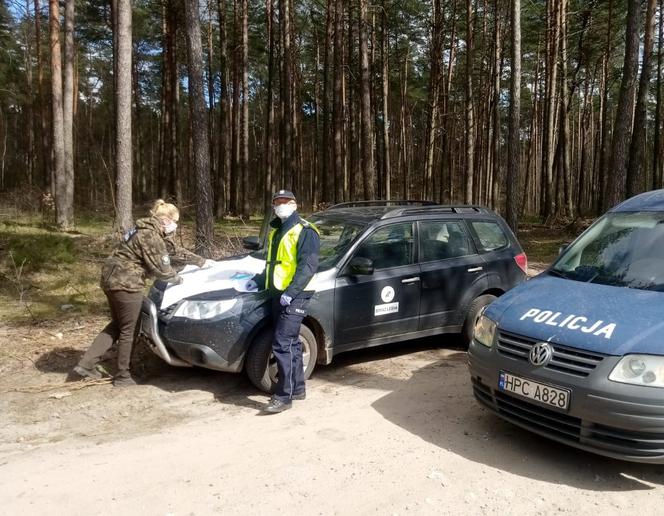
[471,221,508,252]
[419,221,473,261]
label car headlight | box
[609,354,664,388]
[173,299,237,320]
[474,315,497,348]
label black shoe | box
[113,375,137,387]
[292,392,306,401]
[264,398,292,414]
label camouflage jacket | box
[100,216,204,292]
[164,236,206,271]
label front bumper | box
[138,297,191,368]
[468,333,664,464]
[138,296,264,373]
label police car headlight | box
[173,299,237,320]
[609,355,664,388]
[474,315,497,348]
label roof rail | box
[381,205,489,219]
[326,200,438,210]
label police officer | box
[248,190,320,413]
[70,199,207,387]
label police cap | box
[272,189,297,202]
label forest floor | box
[2,215,662,515]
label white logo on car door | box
[381,286,395,303]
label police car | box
[138,201,527,392]
[468,190,664,463]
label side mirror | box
[348,256,374,275]
[243,236,261,251]
[558,243,570,255]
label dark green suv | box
[139,201,528,392]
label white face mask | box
[164,221,178,234]
[274,203,296,220]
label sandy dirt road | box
[1,334,663,516]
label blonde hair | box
[150,199,180,222]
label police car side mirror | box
[243,236,261,250]
[348,257,374,275]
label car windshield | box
[309,216,366,271]
[551,212,664,291]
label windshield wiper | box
[547,269,570,279]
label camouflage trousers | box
[79,290,143,378]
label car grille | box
[472,378,664,459]
[497,330,605,378]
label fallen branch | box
[2,378,112,394]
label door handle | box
[467,267,483,273]
[401,277,420,284]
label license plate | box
[499,371,570,411]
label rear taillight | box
[514,253,528,275]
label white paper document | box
[160,255,266,309]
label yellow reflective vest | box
[265,220,319,291]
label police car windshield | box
[551,212,664,291]
[309,217,366,271]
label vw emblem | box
[529,342,553,367]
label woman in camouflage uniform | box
[70,200,207,387]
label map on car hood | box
[161,255,266,309]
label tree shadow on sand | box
[370,352,664,493]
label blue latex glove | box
[280,294,293,307]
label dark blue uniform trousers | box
[272,296,308,402]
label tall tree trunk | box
[464,0,475,204]
[506,0,521,231]
[359,0,375,199]
[217,0,230,216]
[62,0,75,227]
[557,0,572,217]
[627,0,657,197]
[115,0,133,231]
[264,0,275,207]
[381,0,390,200]
[399,45,409,198]
[607,0,640,208]
[332,0,344,202]
[34,0,49,188]
[240,0,249,215]
[424,0,442,200]
[231,0,240,212]
[542,0,560,218]
[654,0,664,190]
[24,0,34,187]
[280,0,293,190]
[597,0,613,213]
[49,0,66,227]
[491,0,502,212]
[206,0,216,204]
[184,0,215,254]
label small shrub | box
[2,233,77,270]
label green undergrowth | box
[0,213,263,325]
[0,216,113,324]
[518,225,576,265]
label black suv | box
[138,201,527,392]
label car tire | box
[462,294,497,346]
[245,324,318,393]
